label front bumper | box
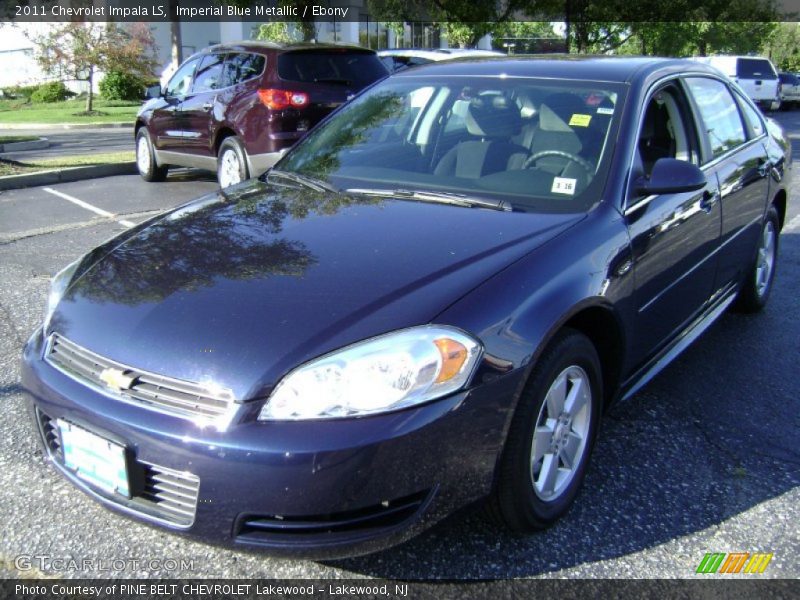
[21,329,519,558]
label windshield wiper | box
[266,169,339,194]
[346,188,511,211]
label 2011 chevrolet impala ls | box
[22,57,790,558]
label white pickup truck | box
[691,55,781,111]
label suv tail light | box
[258,89,309,110]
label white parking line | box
[42,187,134,228]
[786,213,800,232]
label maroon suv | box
[135,42,388,187]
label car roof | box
[390,55,723,84]
[433,49,505,56]
[378,49,450,60]
[205,41,375,55]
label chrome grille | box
[37,409,63,460]
[138,463,200,527]
[36,409,200,528]
[45,334,236,425]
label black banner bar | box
[2,579,799,600]
[2,0,800,23]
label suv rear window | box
[736,58,777,80]
[779,73,799,85]
[277,51,387,88]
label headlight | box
[259,325,482,420]
[42,259,81,334]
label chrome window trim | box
[622,72,768,216]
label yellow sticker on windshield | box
[569,114,592,127]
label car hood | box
[52,179,582,400]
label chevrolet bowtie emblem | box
[99,368,136,391]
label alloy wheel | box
[219,149,242,188]
[136,136,151,174]
[755,220,776,298]
[530,365,592,501]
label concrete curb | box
[0,138,49,152]
[0,162,137,190]
[0,122,134,130]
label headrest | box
[539,93,588,132]
[465,94,522,138]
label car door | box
[150,57,200,152]
[683,77,772,294]
[624,81,722,364]
[179,52,227,157]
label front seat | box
[527,93,586,175]
[435,94,528,178]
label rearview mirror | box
[145,84,163,100]
[636,158,706,195]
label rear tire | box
[217,136,249,188]
[136,129,168,182]
[735,206,780,313]
[488,329,602,532]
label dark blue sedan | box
[22,57,791,558]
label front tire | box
[217,136,249,188]
[735,206,780,313]
[489,329,602,532]
[136,129,168,182]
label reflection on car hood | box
[53,179,582,400]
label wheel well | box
[562,307,624,410]
[214,128,237,154]
[773,189,787,230]
[134,120,145,135]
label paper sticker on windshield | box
[597,106,614,115]
[552,177,577,195]
[569,114,592,127]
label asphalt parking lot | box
[0,114,798,580]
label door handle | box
[202,102,213,111]
[700,189,720,212]
[758,158,772,177]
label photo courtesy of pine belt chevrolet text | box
[21,56,791,558]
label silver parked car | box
[779,72,800,109]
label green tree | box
[491,22,559,53]
[30,23,157,113]
[368,0,561,48]
[764,23,800,71]
[238,0,316,43]
[254,22,301,44]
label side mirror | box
[636,158,706,195]
[145,84,163,100]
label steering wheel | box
[522,150,594,176]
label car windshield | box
[275,76,626,213]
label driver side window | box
[165,58,200,98]
[637,85,697,177]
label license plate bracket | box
[57,420,130,498]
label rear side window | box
[192,53,226,93]
[734,91,765,137]
[685,77,746,160]
[277,51,387,88]
[222,53,266,87]
[736,58,777,80]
